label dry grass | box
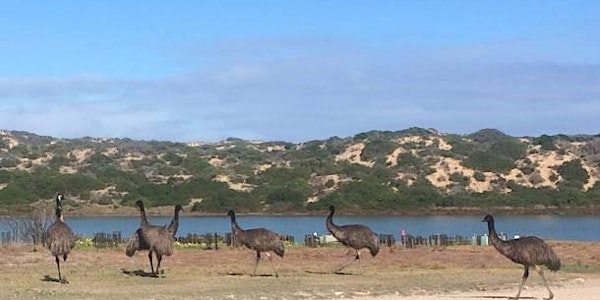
[1,241,599,299]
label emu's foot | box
[544,292,554,300]
[59,277,69,284]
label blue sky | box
[1,1,599,142]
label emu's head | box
[227,209,235,218]
[55,193,65,210]
[481,214,494,223]
[175,204,183,213]
[328,205,335,213]
[135,200,145,210]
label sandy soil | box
[0,241,599,299]
[358,277,600,300]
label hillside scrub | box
[1,129,600,214]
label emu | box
[482,214,561,300]
[326,205,379,274]
[126,201,180,275]
[126,202,182,255]
[227,209,284,277]
[166,204,182,238]
[44,193,76,284]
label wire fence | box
[1,230,489,249]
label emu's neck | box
[167,209,180,235]
[139,206,149,227]
[326,210,338,234]
[230,215,243,235]
[55,208,64,222]
[486,220,504,248]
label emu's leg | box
[55,256,62,283]
[148,251,155,274]
[356,249,362,274]
[55,256,68,284]
[335,249,360,274]
[515,265,529,299]
[265,252,278,277]
[253,250,261,276]
[155,254,163,276]
[535,265,554,300]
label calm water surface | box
[2,215,598,242]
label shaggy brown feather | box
[483,214,560,299]
[228,210,284,276]
[126,204,181,257]
[126,201,178,275]
[325,205,379,273]
[44,193,76,284]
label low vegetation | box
[1,128,600,214]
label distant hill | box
[1,128,600,214]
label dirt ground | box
[1,241,599,300]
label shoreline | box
[3,204,600,217]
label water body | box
[1,215,598,242]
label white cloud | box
[0,38,599,142]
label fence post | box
[214,233,218,250]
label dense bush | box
[464,151,515,173]
[557,159,589,189]
[2,129,600,213]
[360,140,398,165]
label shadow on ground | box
[121,268,161,278]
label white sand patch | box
[254,163,272,174]
[102,147,118,156]
[310,174,351,190]
[118,160,131,169]
[396,136,432,146]
[386,147,406,167]
[151,174,194,184]
[91,186,116,196]
[307,174,354,203]
[216,144,235,151]
[582,163,598,190]
[436,137,452,150]
[307,196,319,203]
[509,151,575,189]
[0,131,19,149]
[426,157,503,193]
[394,135,452,151]
[209,157,225,167]
[187,141,205,147]
[17,153,54,170]
[70,148,94,163]
[519,137,531,143]
[188,198,203,207]
[0,183,7,190]
[395,172,417,186]
[214,174,254,192]
[33,153,54,165]
[59,166,78,174]
[504,168,532,187]
[335,143,375,167]
[3,137,19,149]
[504,146,598,191]
[117,152,148,169]
[123,153,146,161]
[266,145,286,152]
[570,141,585,148]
